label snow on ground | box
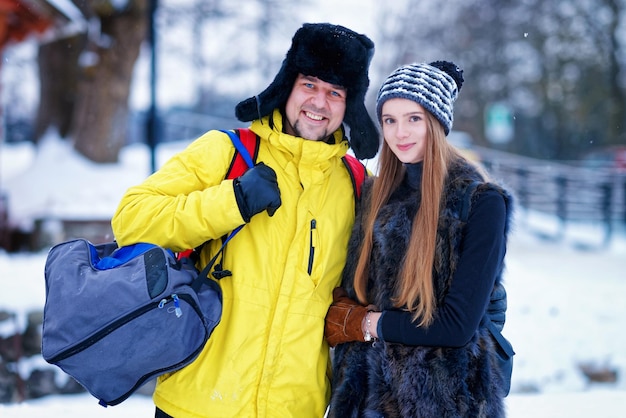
[1,137,626,416]
[0,389,624,418]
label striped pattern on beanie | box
[376,63,460,134]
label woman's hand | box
[324,287,377,347]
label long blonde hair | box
[353,112,461,326]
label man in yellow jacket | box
[111,23,378,417]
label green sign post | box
[485,103,513,144]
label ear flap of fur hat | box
[235,23,379,160]
[344,95,379,159]
[234,59,297,123]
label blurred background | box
[0,0,625,410]
[1,0,625,251]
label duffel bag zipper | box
[48,293,205,363]
[159,293,183,317]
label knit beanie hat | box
[235,23,379,160]
[375,61,464,135]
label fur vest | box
[329,160,512,418]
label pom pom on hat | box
[376,61,463,135]
[235,23,380,160]
[429,60,464,92]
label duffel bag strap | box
[191,225,242,292]
[191,129,256,289]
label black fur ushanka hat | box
[235,23,379,160]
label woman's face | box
[381,98,429,164]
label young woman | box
[324,61,513,417]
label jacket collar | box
[250,109,349,167]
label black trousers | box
[155,407,174,418]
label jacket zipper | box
[307,219,317,275]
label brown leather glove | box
[324,287,374,347]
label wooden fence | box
[476,147,625,246]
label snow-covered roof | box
[19,0,82,23]
[0,0,87,49]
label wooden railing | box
[476,147,625,246]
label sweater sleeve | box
[377,188,507,347]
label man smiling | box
[111,23,379,417]
[284,74,348,141]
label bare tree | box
[591,0,626,144]
[375,0,626,159]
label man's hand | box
[233,162,281,222]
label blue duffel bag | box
[42,239,223,407]
[41,129,256,407]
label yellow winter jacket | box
[111,110,359,417]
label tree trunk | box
[72,1,148,163]
[35,34,85,142]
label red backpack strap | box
[225,128,260,179]
[341,154,368,209]
[177,129,259,262]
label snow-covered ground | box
[1,137,626,416]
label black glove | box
[233,162,281,222]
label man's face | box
[283,74,347,141]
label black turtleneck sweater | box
[378,163,507,347]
